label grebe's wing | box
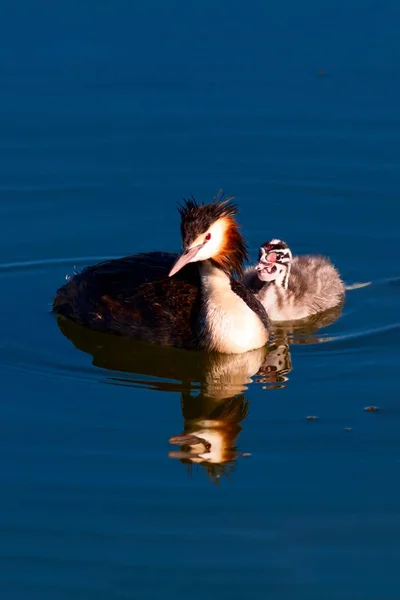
[91,251,179,286]
[53,251,202,349]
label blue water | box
[1,1,400,598]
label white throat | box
[199,262,268,354]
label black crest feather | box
[176,190,247,278]
[178,190,238,249]
[178,190,237,218]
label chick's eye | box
[205,233,211,241]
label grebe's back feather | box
[284,254,344,316]
[53,251,204,349]
[53,193,270,353]
[54,256,270,352]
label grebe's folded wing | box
[91,251,178,283]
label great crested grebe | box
[243,239,345,321]
[53,194,270,354]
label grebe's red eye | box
[205,233,211,241]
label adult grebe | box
[53,194,270,353]
[243,239,345,321]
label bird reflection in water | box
[55,303,341,483]
[167,344,293,484]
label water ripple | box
[0,255,397,395]
[0,256,118,273]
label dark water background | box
[1,1,400,598]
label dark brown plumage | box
[53,252,202,348]
[53,193,270,352]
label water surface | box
[1,1,400,598]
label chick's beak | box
[169,243,205,277]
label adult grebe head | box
[169,191,248,279]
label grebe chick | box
[53,195,270,354]
[243,239,345,322]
